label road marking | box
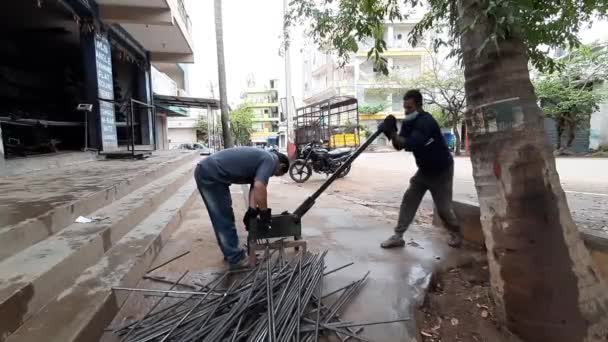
[455,180,608,197]
[564,190,608,197]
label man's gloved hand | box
[378,115,398,139]
[259,208,272,231]
[243,207,258,231]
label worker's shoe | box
[229,254,251,270]
[447,232,463,248]
[380,234,406,248]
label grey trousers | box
[395,164,460,236]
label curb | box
[432,200,608,280]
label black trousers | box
[395,164,460,235]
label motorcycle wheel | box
[289,160,313,183]
[337,164,352,178]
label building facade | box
[0,0,194,168]
[302,19,429,146]
[243,80,281,146]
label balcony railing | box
[152,67,178,96]
[176,0,192,35]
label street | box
[294,152,608,235]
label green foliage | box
[535,43,608,146]
[340,119,364,134]
[536,78,603,123]
[195,115,209,142]
[230,104,254,146]
[285,0,608,74]
[359,103,387,114]
[428,105,451,128]
[536,44,608,118]
[413,54,466,128]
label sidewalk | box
[104,177,483,342]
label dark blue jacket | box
[398,111,453,174]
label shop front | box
[0,0,167,167]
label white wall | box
[391,56,423,79]
[590,83,608,149]
[152,66,178,96]
[156,115,169,150]
[168,128,197,147]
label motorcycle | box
[289,141,354,183]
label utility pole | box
[214,0,233,148]
[208,81,215,150]
[282,0,293,149]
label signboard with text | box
[94,34,118,151]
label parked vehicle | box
[289,141,353,183]
[294,96,361,152]
[172,143,213,155]
[199,146,213,155]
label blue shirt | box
[197,147,278,185]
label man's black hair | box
[274,151,290,173]
[403,89,423,107]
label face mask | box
[404,111,419,122]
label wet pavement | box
[0,151,198,229]
[103,177,484,342]
[297,152,608,237]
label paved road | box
[292,152,608,234]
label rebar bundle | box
[112,249,407,342]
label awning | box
[155,104,190,117]
[154,94,221,115]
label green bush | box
[359,103,386,114]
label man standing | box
[194,147,290,268]
[379,89,463,248]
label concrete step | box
[4,180,198,342]
[0,162,196,340]
[0,151,199,262]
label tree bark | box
[567,121,576,148]
[214,0,233,148]
[458,1,608,341]
[557,119,564,150]
[452,114,461,156]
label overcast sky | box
[185,0,302,106]
[184,1,608,106]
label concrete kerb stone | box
[432,200,486,247]
[0,151,199,262]
[432,200,608,280]
[5,181,198,342]
[0,162,195,340]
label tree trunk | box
[453,115,461,156]
[214,0,233,149]
[557,119,564,150]
[567,121,576,148]
[458,1,608,341]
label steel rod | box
[314,257,324,342]
[323,262,354,277]
[159,272,228,342]
[143,275,198,290]
[147,251,190,274]
[112,287,220,296]
[120,271,189,341]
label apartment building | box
[302,18,429,145]
[243,80,281,147]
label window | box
[397,33,403,40]
[264,109,269,114]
